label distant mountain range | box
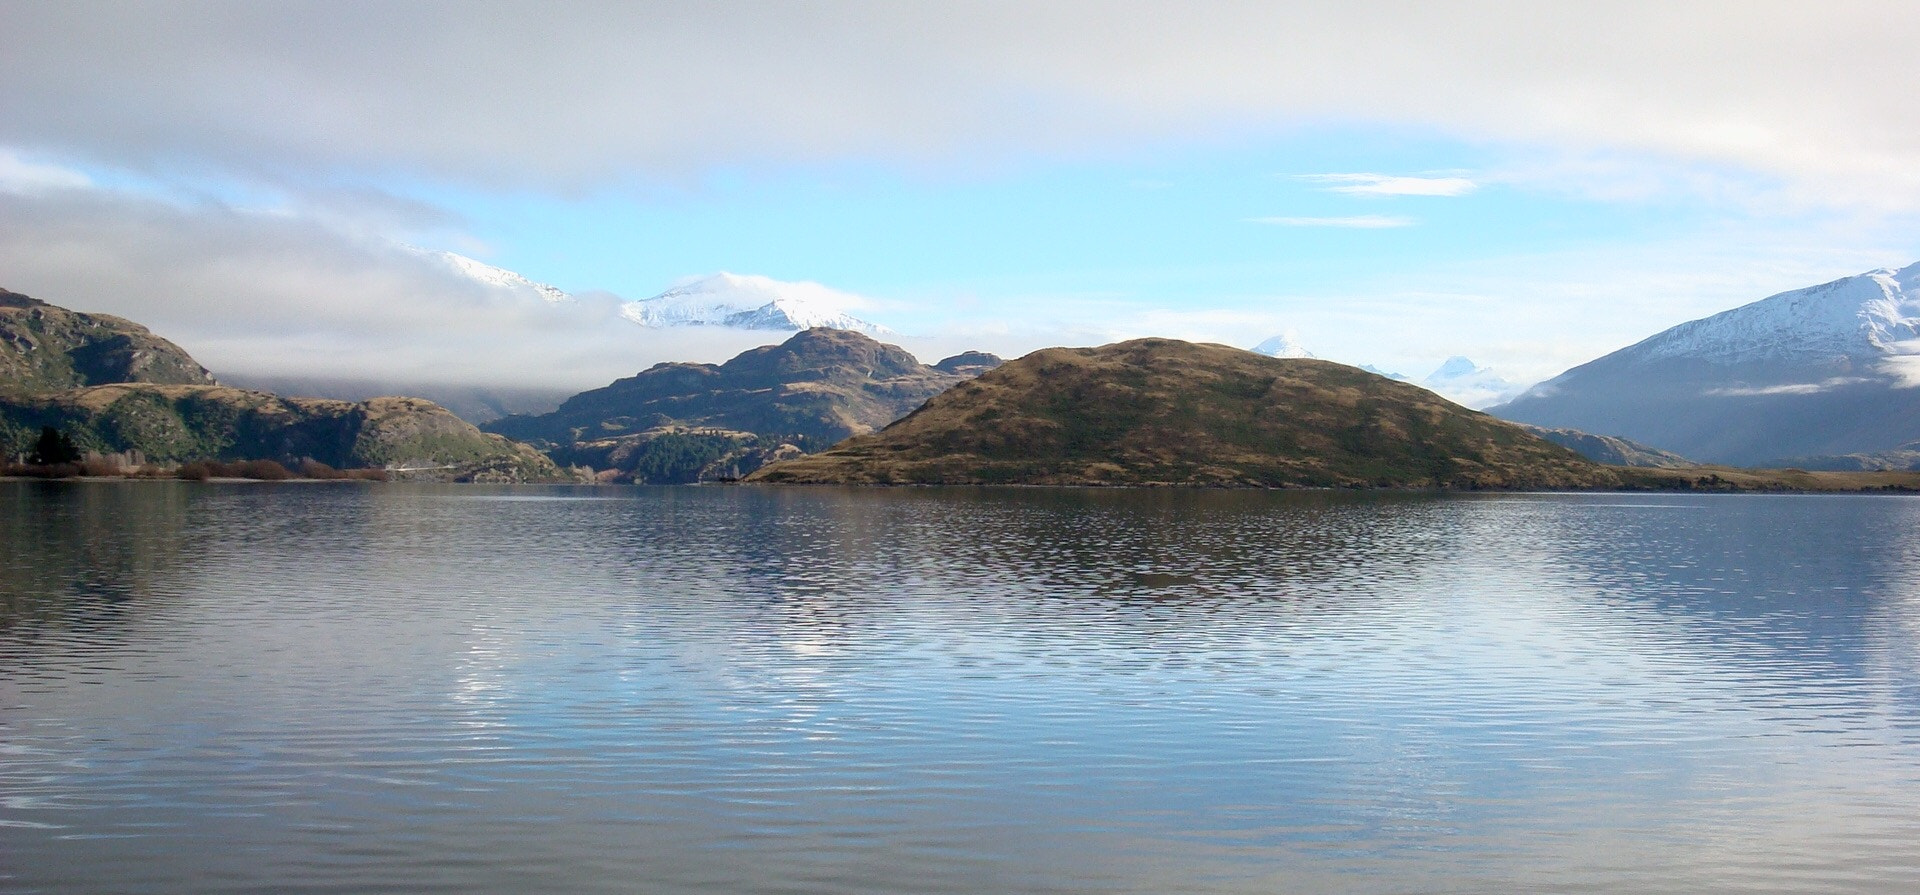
[1492,262,1920,465]
[485,329,1000,483]
[1250,333,1524,408]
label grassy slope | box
[0,384,563,481]
[751,338,1618,488]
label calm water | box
[3,482,1919,894]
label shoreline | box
[10,467,1920,494]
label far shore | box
[9,464,1920,493]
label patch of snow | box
[407,247,572,303]
[1251,333,1315,358]
[1631,261,1920,364]
[620,273,890,335]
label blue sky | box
[2,3,1918,388]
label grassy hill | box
[1,288,215,392]
[749,338,1617,488]
[1,384,564,482]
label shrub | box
[175,459,294,481]
[298,459,388,481]
[235,459,294,480]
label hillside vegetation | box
[1,384,563,482]
[750,338,1616,488]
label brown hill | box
[1,288,215,391]
[749,338,1619,488]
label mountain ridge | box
[485,328,1000,482]
[1492,262,1920,464]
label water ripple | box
[3,484,1919,892]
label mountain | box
[2,288,563,479]
[1491,262,1920,464]
[1359,364,1410,381]
[1758,447,1920,471]
[932,351,1005,376]
[620,273,889,334]
[1421,356,1525,409]
[1251,333,1315,358]
[748,338,1616,488]
[410,247,572,303]
[1,385,563,481]
[485,328,981,482]
[1,288,216,391]
[1517,424,1695,468]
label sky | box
[3,1,1919,391]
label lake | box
[4,482,1919,893]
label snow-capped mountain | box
[409,247,572,303]
[1629,262,1920,365]
[620,273,889,335]
[1420,356,1526,409]
[1251,333,1315,358]
[1493,262,1920,464]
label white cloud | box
[0,187,787,390]
[1705,378,1869,397]
[2,4,1920,207]
[1249,215,1415,228]
[1298,173,1477,197]
[0,149,90,192]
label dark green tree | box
[28,426,81,466]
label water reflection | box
[3,484,1919,894]
[0,481,197,634]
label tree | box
[28,426,81,466]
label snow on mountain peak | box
[1251,333,1315,358]
[1633,261,1920,364]
[620,273,890,335]
[408,246,572,303]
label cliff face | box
[0,289,215,392]
[750,338,1615,488]
[0,385,564,482]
